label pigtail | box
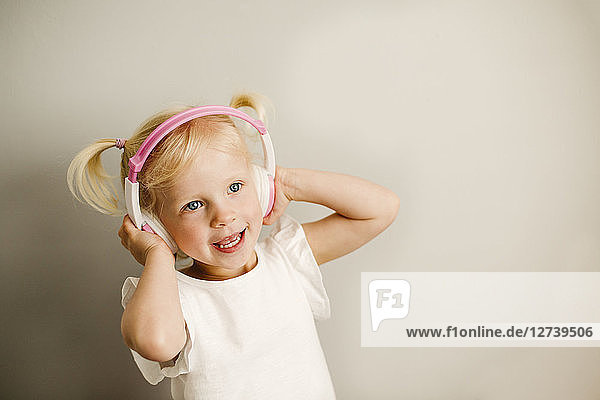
[67,138,124,215]
[229,92,274,126]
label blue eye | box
[229,182,242,193]
[184,200,202,212]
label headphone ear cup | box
[140,211,178,254]
[250,164,275,218]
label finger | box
[118,226,127,240]
[122,214,136,231]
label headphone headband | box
[127,105,271,182]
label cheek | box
[165,219,203,246]
[246,184,263,218]
[248,199,264,234]
[250,197,264,222]
[231,190,262,231]
[175,228,208,257]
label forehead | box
[168,149,249,193]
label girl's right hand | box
[118,214,174,266]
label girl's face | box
[157,148,263,277]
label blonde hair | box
[67,92,273,218]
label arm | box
[282,168,400,266]
[119,216,187,362]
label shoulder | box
[260,215,332,320]
[267,213,302,241]
[258,214,321,272]
[260,214,308,256]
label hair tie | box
[115,138,127,149]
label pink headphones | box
[125,105,276,254]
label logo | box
[369,279,411,331]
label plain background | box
[2,0,599,398]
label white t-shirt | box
[120,213,336,400]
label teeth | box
[215,231,242,248]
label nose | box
[209,201,236,228]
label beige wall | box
[1,0,599,398]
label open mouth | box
[211,228,246,253]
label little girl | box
[67,92,400,400]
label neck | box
[186,251,258,281]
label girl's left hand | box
[262,165,295,225]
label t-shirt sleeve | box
[268,213,331,321]
[120,277,195,385]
